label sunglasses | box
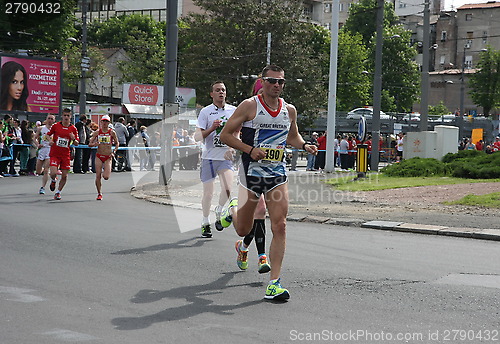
[263,77,286,85]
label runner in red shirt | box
[88,115,118,200]
[47,108,79,200]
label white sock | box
[202,217,210,225]
[56,190,61,194]
[240,241,248,251]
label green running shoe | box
[258,255,271,274]
[235,240,248,270]
[201,224,212,238]
[265,278,290,300]
[220,197,238,228]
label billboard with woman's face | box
[0,54,63,115]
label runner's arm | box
[286,104,317,155]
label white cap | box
[101,115,111,121]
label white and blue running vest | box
[241,94,291,178]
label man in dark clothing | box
[74,114,88,173]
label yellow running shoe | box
[235,240,248,270]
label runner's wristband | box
[248,146,255,156]
[302,143,307,151]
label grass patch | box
[327,174,500,192]
[444,192,500,208]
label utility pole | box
[267,32,271,65]
[370,0,384,172]
[324,0,339,173]
[419,0,430,132]
[160,0,179,185]
[79,0,88,118]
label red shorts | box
[50,155,71,170]
[96,153,111,163]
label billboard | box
[122,83,196,108]
[0,54,63,115]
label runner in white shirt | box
[195,81,237,238]
[35,113,56,194]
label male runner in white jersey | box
[195,81,237,238]
[35,113,55,194]
[220,65,317,300]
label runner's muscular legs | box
[264,183,289,281]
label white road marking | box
[0,286,45,303]
[41,329,99,342]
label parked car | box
[433,114,456,123]
[402,113,421,122]
[346,107,388,120]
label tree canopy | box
[468,46,500,117]
[342,0,419,112]
[87,14,166,85]
[179,0,330,126]
[0,0,77,56]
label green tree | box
[87,14,166,84]
[428,101,449,117]
[179,0,330,127]
[0,0,78,56]
[342,0,419,112]
[468,46,500,117]
[336,31,371,111]
[342,0,399,47]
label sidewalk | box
[131,159,500,242]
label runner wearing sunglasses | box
[220,65,317,301]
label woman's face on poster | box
[9,70,25,100]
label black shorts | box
[238,170,288,197]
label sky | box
[443,0,494,11]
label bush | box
[450,153,500,178]
[383,151,500,179]
[381,157,449,177]
[442,149,485,163]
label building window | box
[441,31,447,42]
[483,31,488,44]
[465,55,472,69]
[339,3,344,12]
[465,13,472,21]
[324,3,332,13]
[440,55,446,65]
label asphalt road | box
[1,172,500,344]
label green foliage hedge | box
[381,151,500,179]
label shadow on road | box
[111,272,264,330]
[110,236,210,255]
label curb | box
[131,184,500,242]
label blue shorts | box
[200,159,234,183]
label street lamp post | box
[458,44,468,139]
[459,44,467,118]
